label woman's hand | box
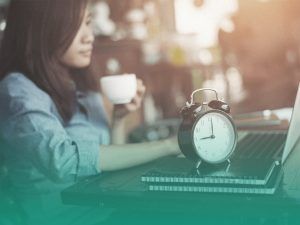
[124,79,146,112]
[113,79,146,119]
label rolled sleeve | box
[75,139,101,176]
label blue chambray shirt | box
[0,72,111,224]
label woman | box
[0,0,180,224]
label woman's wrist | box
[113,105,128,120]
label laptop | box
[237,82,300,165]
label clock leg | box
[195,160,202,171]
[225,159,231,172]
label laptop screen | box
[282,83,300,164]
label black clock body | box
[177,102,237,163]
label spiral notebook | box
[147,162,283,195]
[141,156,278,186]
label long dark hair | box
[0,0,98,123]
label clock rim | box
[191,109,238,164]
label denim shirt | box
[0,72,111,223]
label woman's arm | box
[99,137,180,171]
[102,94,114,126]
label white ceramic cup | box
[100,74,137,104]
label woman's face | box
[60,8,94,68]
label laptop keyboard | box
[235,132,287,160]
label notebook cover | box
[141,157,278,186]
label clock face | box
[192,111,236,163]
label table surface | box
[61,133,300,214]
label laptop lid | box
[281,83,300,164]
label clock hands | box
[210,118,215,139]
[200,136,213,140]
[199,118,215,140]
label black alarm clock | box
[177,88,237,168]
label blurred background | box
[0,0,300,142]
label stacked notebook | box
[141,157,283,195]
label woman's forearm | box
[102,95,114,126]
[98,138,179,171]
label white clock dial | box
[192,112,236,163]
